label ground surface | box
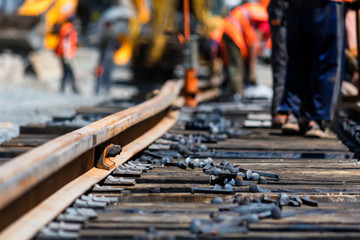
[0,48,137,143]
[0,48,272,143]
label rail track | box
[0,78,360,239]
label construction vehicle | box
[0,0,223,83]
[131,0,225,83]
[0,0,77,55]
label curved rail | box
[1,103,182,240]
[0,80,183,233]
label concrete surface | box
[0,47,137,143]
[0,48,273,143]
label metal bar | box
[183,0,198,107]
[183,0,190,42]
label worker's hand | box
[350,48,358,58]
[249,71,257,86]
[95,65,104,77]
[270,19,281,26]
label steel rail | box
[0,105,182,240]
[0,79,183,231]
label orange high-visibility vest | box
[210,25,225,45]
[223,16,250,58]
[210,3,270,59]
[210,5,258,59]
[230,6,257,51]
[55,22,77,59]
[258,0,270,8]
[233,3,270,53]
[241,3,268,22]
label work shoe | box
[281,113,300,135]
[271,114,287,129]
[305,121,327,138]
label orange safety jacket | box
[210,18,249,60]
[241,2,269,22]
[210,9,255,59]
[234,3,271,53]
[55,22,78,59]
[230,5,258,51]
[210,3,270,60]
[234,3,270,40]
[259,0,270,8]
[210,24,230,65]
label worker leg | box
[305,2,345,123]
[223,33,245,95]
[270,24,287,117]
[95,76,102,95]
[67,61,79,94]
[60,58,68,93]
[103,60,114,94]
[278,1,312,119]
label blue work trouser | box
[279,0,345,122]
[95,38,117,95]
[95,58,114,94]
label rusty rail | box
[0,80,183,234]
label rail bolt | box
[96,144,122,170]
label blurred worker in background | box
[55,16,79,94]
[279,0,346,138]
[210,1,270,96]
[268,0,289,128]
[94,20,119,95]
[131,0,224,88]
[94,0,150,95]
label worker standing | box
[279,0,346,138]
[94,21,119,95]
[94,0,150,95]
[268,0,289,128]
[55,17,79,94]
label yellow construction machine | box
[131,0,225,82]
[0,0,77,54]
